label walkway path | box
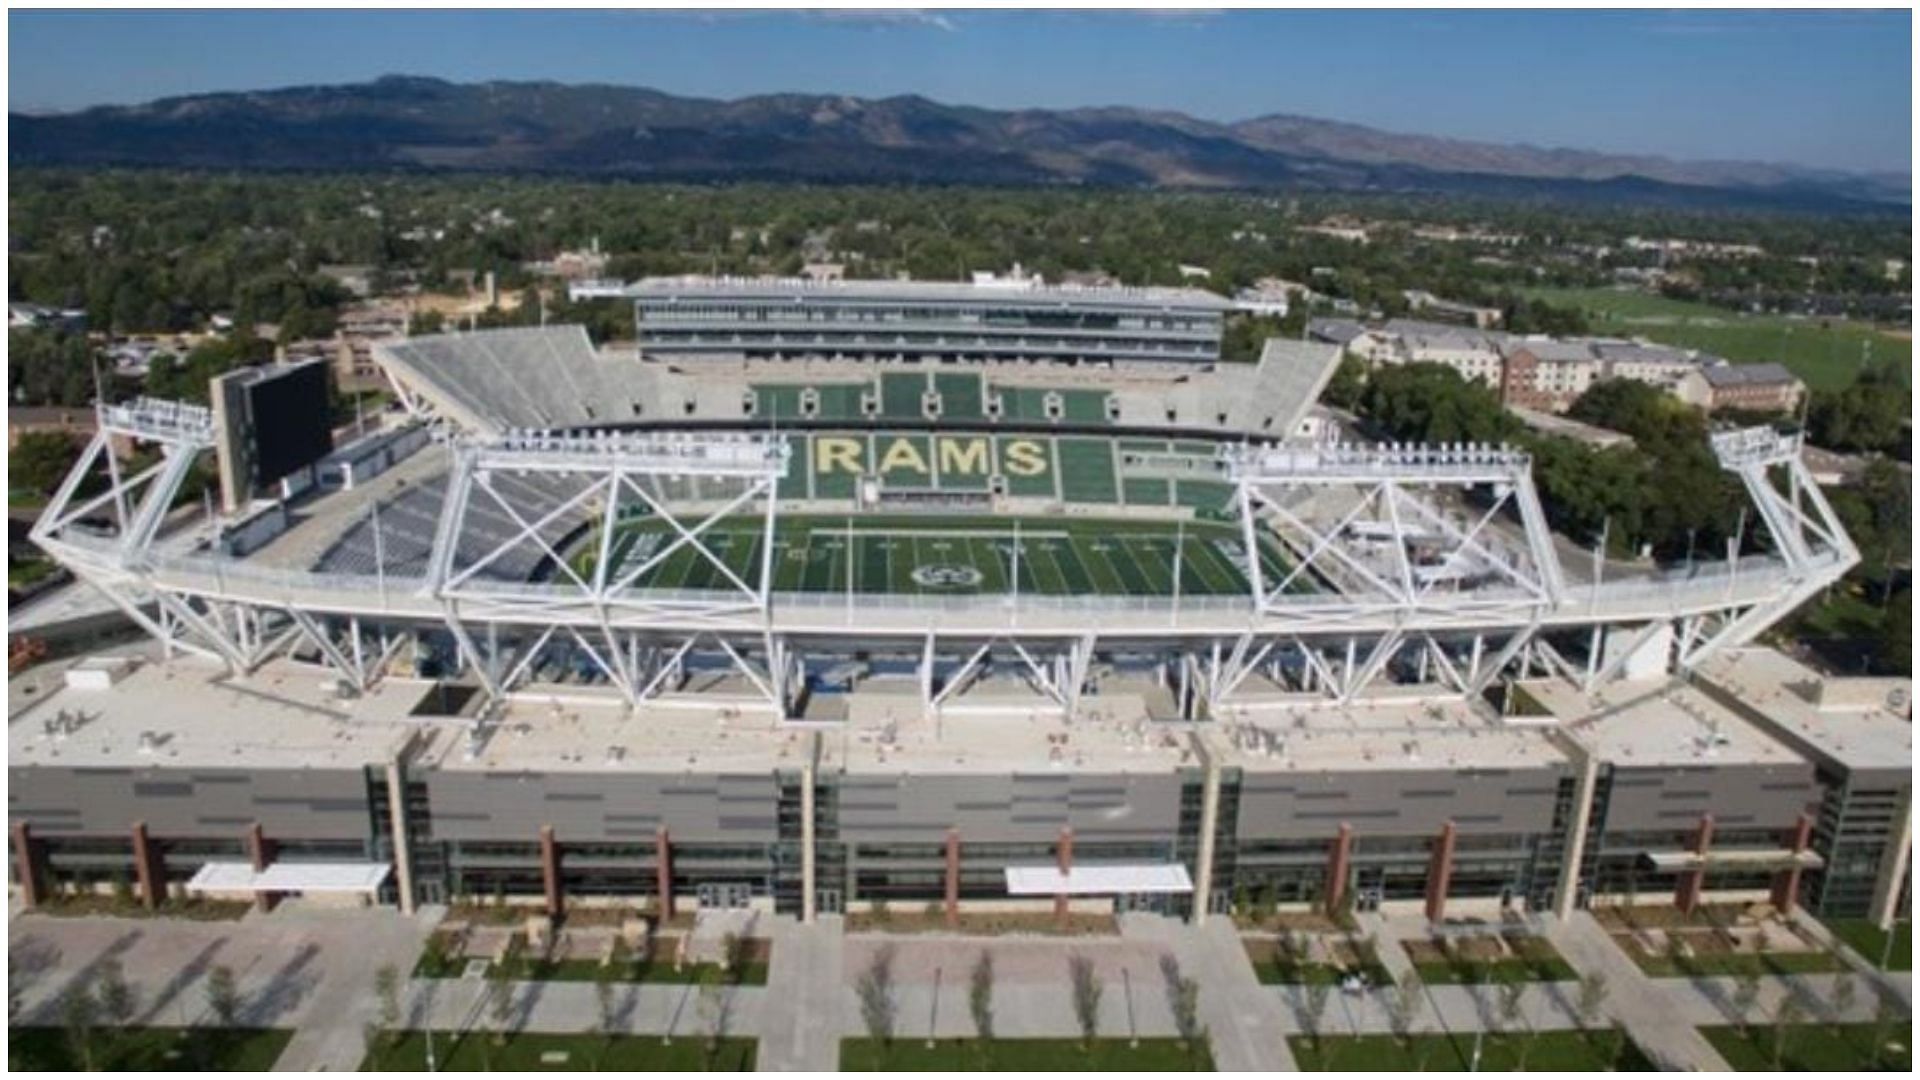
[1123,914,1299,1071]
[20,904,1907,1073]
[756,914,843,1071]
[1790,912,1912,1003]
[1354,911,1418,984]
[1547,912,1732,1071]
[5,900,437,1073]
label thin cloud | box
[802,10,958,33]
[624,9,956,32]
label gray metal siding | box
[424,770,780,843]
[836,772,1182,843]
[1602,763,1819,832]
[9,766,372,840]
[1235,766,1568,840]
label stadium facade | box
[575,273,1231,365]
[11,285,1911,931]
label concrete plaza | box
[9,899,1910,1072]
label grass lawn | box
[1631,948,1846,978]
[8,556,60,589]
[362,1032,758,1071]
[1245,937,1395,987]
[1701,1023,1912,1071]
[1406,935,1578,985]
[1288,1029,1654,1071]
[7,1026,291,1071]
[1823,919,1912,971]
[1525,286,1910,391]
[840,1037,1213,1071]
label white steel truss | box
[26,408,1856,718]
[1231,442,1564,626]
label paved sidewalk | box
[1124,915,1298,1071]
[1354,911,1418,984]
[841,927,1182,1041]
[756,914,843,1070]
[270,906,441,1072]
[1548,912,1732,1071]
[1790,912,1913,1003]
[398,975,766,1042]
[5,901,436,1074]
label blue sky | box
[8,9,1911,173]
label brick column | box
[1055,826,1074,927]
[245,822,276,912]
[944,828,961,928]
[1674,813,1714,915]
[1324,822,1353,914]
[655,826,675,920]
[1769,814,1814,914]
[131,821,165,909]
[539,825,563,919]
[12,822,47,910]
[1424,821,1457,924]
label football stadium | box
[13,275,1909,934]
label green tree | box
[1068,954,1103,1050]
[1808,363,1910,455]
[1882,589,1911,675]
[373,964,402,1048]
[9,431,83,501]
[1321,353,1366,411]
[856,944,898,1053]
[696,965,729,1071]
[1159,955,1205,1057]
[96,959,138,1028]
[1730,969,1762,1034]
[205,965,240,1029]
[60,984,99,1072]
[1829,971,1857,1035]
[968,950,995,1048]
[486,954,516,1047]
[6,328,97,407]
[1769,996,1805,1069]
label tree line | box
[11,169,1907,340]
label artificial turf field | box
[578,514,1298,598]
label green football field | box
[575,514,1298,597]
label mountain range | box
[10,76,1909,210]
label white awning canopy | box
[187,861,392,894]
[1004,863,1193,896]
[1643,849,1823,873]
